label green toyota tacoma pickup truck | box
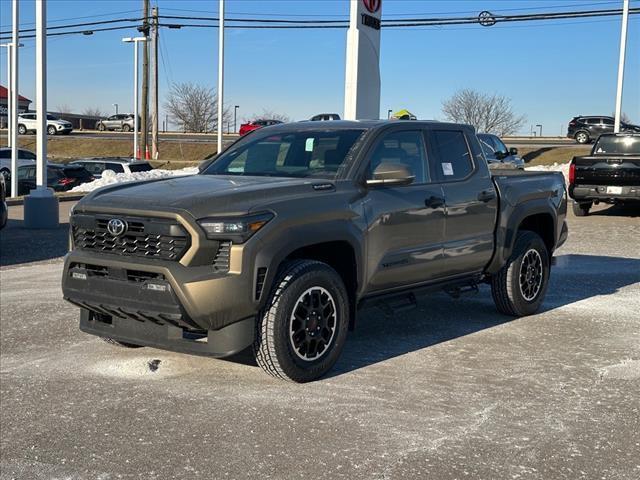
[62,120,568,382]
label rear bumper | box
[570,184,640,202]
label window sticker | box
[442,162,454,176]
[305,138,315,152]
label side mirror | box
[509,147,518,156]
[366,162,415,187]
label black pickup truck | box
[62,121,568,382]
[569,133,640,216]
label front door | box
[363,129,446,293]
[428,129,498,276]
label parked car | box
[567,116,640,144]
[63,120,567,382]
[310,113,341,121]
[239,119,283,136]
[0,174,7,230]
[569,133,640,216]
[478,133,525,169]
[95,114,137,132]
[18,113,73,136]
[14,163,94,196]
[0,147,37,179]
[70,158,154,179]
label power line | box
[0,17,143,36]
[0,9,140,29]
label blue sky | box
[1,0,639,135]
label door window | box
[491,136,509,156]
[431,130,474,180]
[368,130,429,183]
[602,118,614,126]
[105,163,125,173]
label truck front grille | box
[72,214,190,261]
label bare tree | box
[246,109,291,123]
[82,107,104,118]
[611,112,633,124]
[164,82,229,133]
[55,104,72,117]
[442,89,526,136]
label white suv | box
[18,113,73,136]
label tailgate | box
[573,155,640,186]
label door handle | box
[425,196,445,209]
[477,190,496,202]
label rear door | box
[429,128,498,276]
[362,128,447,292]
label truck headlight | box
[197,212,273,243]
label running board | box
[444,283,479,299]
[376,292,418,316]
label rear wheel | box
[101,337,143,348]
[47,125,57,136]
[491,231,550,317]
[17,124,27,135]
[575,131,589,144]
[572,201,591,216]
[253,260,349,382]
[97,123,106,131]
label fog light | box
[146,283,167,292]
[72,272,87,280]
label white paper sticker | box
[442,162,454,176]
[305,138,314,152]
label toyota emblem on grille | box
[107,218,127,236]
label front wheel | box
[47,125,57,136]
[97,123,106,131]
[253,260,349,382]
[122,124,131,132]
[491,231,550,317]
[17,124,27,135]
[572,201,591,216]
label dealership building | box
[0,84,32,128]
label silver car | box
[0,147,37,179]
[70,158,153,178]
[95,114,136,132]
[478,133,525,170]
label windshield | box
[593,136,640,155]
[202,129,365,179]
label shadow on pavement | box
[0,218,69,267]
[328,253,640,378]
[587,203,640,218]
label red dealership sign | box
[362,0,381,14]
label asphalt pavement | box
[1,203,639,479]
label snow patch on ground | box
[526,162,570,183]
[70,167,199,193]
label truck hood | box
[78,174,335,218]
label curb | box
[6,193,86,207]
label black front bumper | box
[80,309,254,358]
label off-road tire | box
[253,260,349,382]
[17,124,27,135]
[572,201,591,217]
[575,131,590,144]
[491,231,550,317]
[101,337,143,348]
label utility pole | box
[151,6,159,159]
[1,43,12,145]
[614,0,630,133]
[140,0,150,159]
[217,0,225,154]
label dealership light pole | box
[113,103,119,115]
[9,0,19,198]
[536,124,543,137]
[217,0,225,153]
[1,43,12,144]
[234,105,239,133]
[122,36,147,159]
[614,0,630,133]
[24,0,59,228]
